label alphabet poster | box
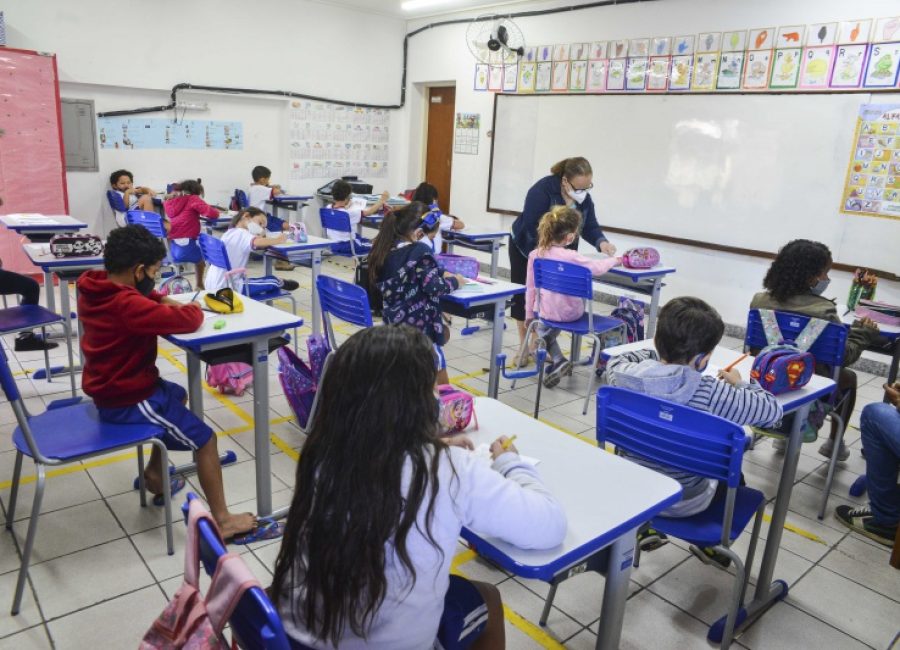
[841,103,900,220]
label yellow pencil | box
[501,435,518,450]
[723,353,749,372]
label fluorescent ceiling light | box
[401,0,458,11]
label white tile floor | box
[1,257,898,649]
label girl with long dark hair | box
[271,325,566,649]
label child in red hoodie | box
[164,179,219,290]
[77,225,258,540]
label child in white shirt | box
[411,182,465,253]
[248,165,284,211]
[204,208,299,297]
[326,180,387,253]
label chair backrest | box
[316,275,373,348]
[745,309,848,370]
[319,208,352,234]
[183,494,292,650]
[126,210,167,238]
[532,257,594,321]
[234,189,249,209]
[106,190,127,213]
[198,233,233,272]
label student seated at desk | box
[77,225,261,541]
[326,180,388,255]
[411,182,465,252]
[248,165,285,210]
[750,239,880,460]
[368,203,466,385]
[271,325,566,650]
[835,383,900,546]
[204,208,299,296]
[606,297,782,566]
[165,179,219,290]
[525,206,620,388]
[110,169,157,213]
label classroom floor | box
[0,258,898,650]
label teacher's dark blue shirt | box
[511,174,608,256]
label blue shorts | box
[437,576,489,649]
[246,275,283,297]
[434,344,446,371]
[97,379,212,452]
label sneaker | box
[834,504,897,547]
[543,359,572,388]
[818,438,850,462]
[689,544,732,569]
[637,527,668,552]
[274,259,295,271]
[14,332,58,352]
[280,279,300,291]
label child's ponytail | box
[367,201,430,290]
[536,205,582,252]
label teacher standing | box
[509,156,617,351]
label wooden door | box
[424,86,455,214]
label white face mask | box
[247,221,264,236]
[570,188,588,205]
[811,278,830,295]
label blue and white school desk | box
[601,340,835,642]
[164,294,303,518]
[263,235,336,336]
[840,304,900,395]
[1,214,87,241]
[267,194,313,223]
[445,227,510,279]
[441,279,524,397]
[464,398,681,650]
[200,213,232,235]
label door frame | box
[412,80,456,194]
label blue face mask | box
[692,354,709,373]
[811,278,830,295]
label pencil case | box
[856,300,900,326]
[621,247,660,269]
[436,253,479,279]
[49,234,103,258]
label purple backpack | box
[436,253,479,279]
[610,297,645,344]
[749,309,826,395]
[277,346,317,429]
[206,362,253,396]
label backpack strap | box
[757,309,783,346]
[793,316,829,352]
[185,499,224,588]
[204,553,264,636]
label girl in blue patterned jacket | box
[369,202,466,384]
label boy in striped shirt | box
[606,296,782,566]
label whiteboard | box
[489,92,900,272]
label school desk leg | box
[311,251,322,337]
[715,402,808,636]
[251,337,273,517]
[595,531,636,650]
[490,239,500,278]
[487,300,506,398]
[646,277,663,339]
[264,253,274,277]
[43,269,56,313]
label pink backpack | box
[140,499,263,649]
[206,362,253,396]
[437,384,477,435]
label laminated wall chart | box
[286,100,389,181]
[96,118,243,150]
[842,103,900,220]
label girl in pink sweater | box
[164,179,219,289]
[525,205,621,387]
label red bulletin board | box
[0,48,68,274]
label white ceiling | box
[315,0,535,20]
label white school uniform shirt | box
[325,197,367,242]
[278,447,567,650]
[116,190,139,208]
[248,184,273,211]
[431,214,456,253]
[203,227,256,294]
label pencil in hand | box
[501,435,518,451]
[723,353,748,372]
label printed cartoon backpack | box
[277,345,318,430]
[206,362,253,396]
[749,309,827,395]
[140,498,264,650]
[610,297,646,344]
[437,384,477,435]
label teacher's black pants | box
[0,269,40,305]
[508,241,528,321]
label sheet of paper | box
[472,443,540,466]
[10,214,58,224]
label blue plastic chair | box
[744,309,849,519]
[591,386,766,649]
[0,304,76,396]
[0,344,174,615]
[125,210,181,277]
[182,494,294,649]
[197,234,299,346]
[315,275,373,350]
[234,189,249,209]
[319,208,370,266]
[106,190,128,227]
[514,258,626,415]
